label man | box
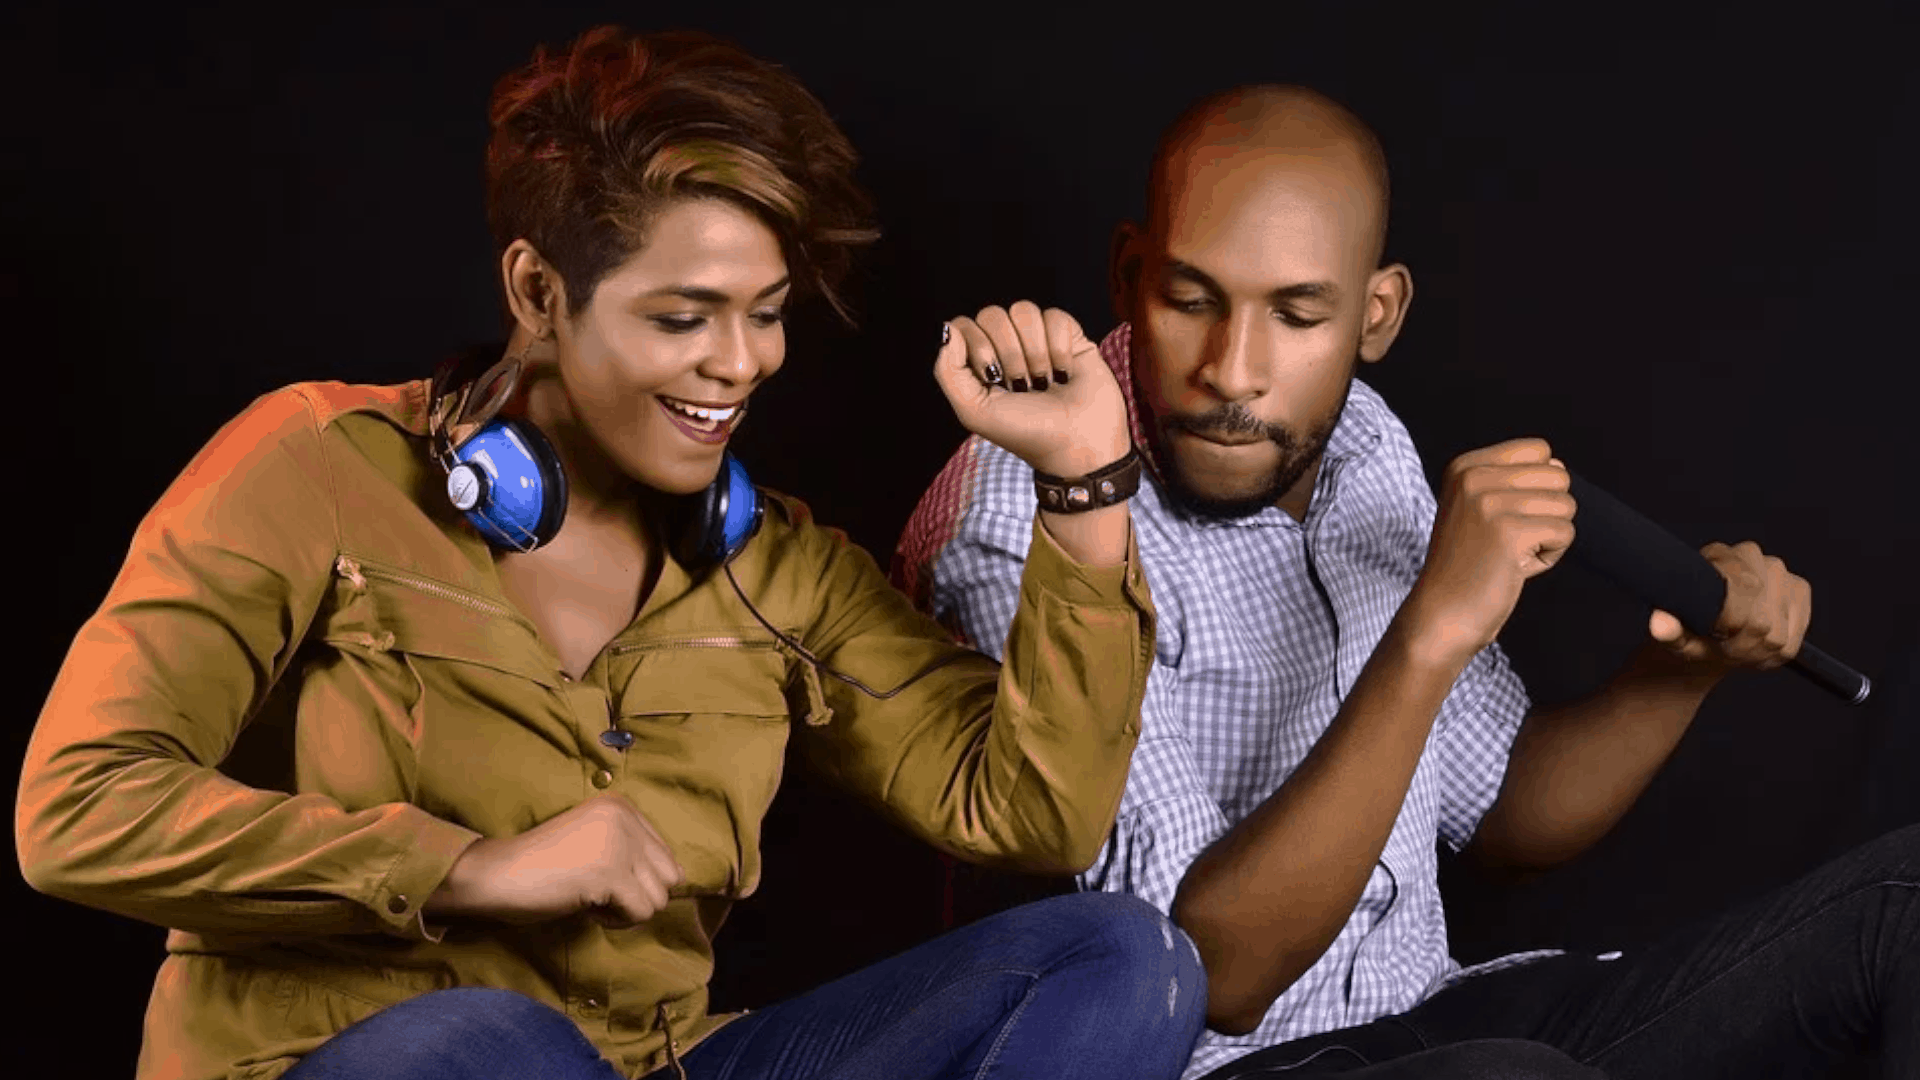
[894,84,1918,1078]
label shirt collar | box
[1100,321,1386,530]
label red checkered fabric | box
[890,322,1157,627]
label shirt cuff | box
[1024,512,1151,612]
[371,808,485,944]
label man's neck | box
[1274,456,1324,523]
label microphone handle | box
[1563,471,1872,706]
[1791,641,1874,706]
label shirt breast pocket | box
[612,642,796,899]
[312,562,572,835]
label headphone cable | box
[722,562,975,700]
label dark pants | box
[283,890,1206,1080]
[1203,629,1920,1080]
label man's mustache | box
[1164,404,1291,444]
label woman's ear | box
[1109,221,1143,325]
[501,239,566,339]
[1358,263,1414,364]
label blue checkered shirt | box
[893,322,1563,1078]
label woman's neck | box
[504,337,638,534]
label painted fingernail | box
[942,323,951,346]
[984,363,1005,386]
[1054,369,1070,384]
[1032,374,1049,391]
[1010,377,1029,393]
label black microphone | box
[1562,470,1872,706]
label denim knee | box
[1050,890,1202,961]
[1054,891,1208,1032]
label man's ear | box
[1109,221,1143,325]
[1357,263,1414,364]
[501,239,567,339]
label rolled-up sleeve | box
[1079,675,1230,915]
[16,388,481,941]
[1431,641,1532,853]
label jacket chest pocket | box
[611,642,796,899]
[312,555,570,835]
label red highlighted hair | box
[485,26,880,324]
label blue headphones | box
[428,347,976,714]
[428,345,763,572]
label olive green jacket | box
[15,379,1155,1080]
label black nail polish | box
[1032,375,1049,391]
[984,363,1004,386]
[1010,378,1029,393]
[942,324,951,346]
[1054,369,1070,384]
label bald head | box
[1116,84,1414,524]
[1148,85,1390,269]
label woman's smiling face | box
[549,196,792,496]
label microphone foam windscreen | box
[1565,471,1727,636]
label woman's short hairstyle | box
[485,26,880,326]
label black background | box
[6,2,1917,1074]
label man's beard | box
[1146,379,1351,522]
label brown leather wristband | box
[1033,447,1143,513]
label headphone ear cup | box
[672,473,725,573]
[505,418,569,549]
[429,344,574,553]
[438,417,569,552]
[717,453,763,566]
[671,454,762,574]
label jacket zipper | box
[610,636,784,655]
[337,557,793,674]
[335,555,523,623]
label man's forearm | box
[1171,607,1471,1034]
[1469,642,1723,872]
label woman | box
[15,24,1202,1080]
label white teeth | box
[663,399,739,422]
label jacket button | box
[387,895,409,915]
[591,769,614,789]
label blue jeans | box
[283,890,1207,1080]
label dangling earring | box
[492,325,549,401]
[445,335,542,451]
[511,326,544,367]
